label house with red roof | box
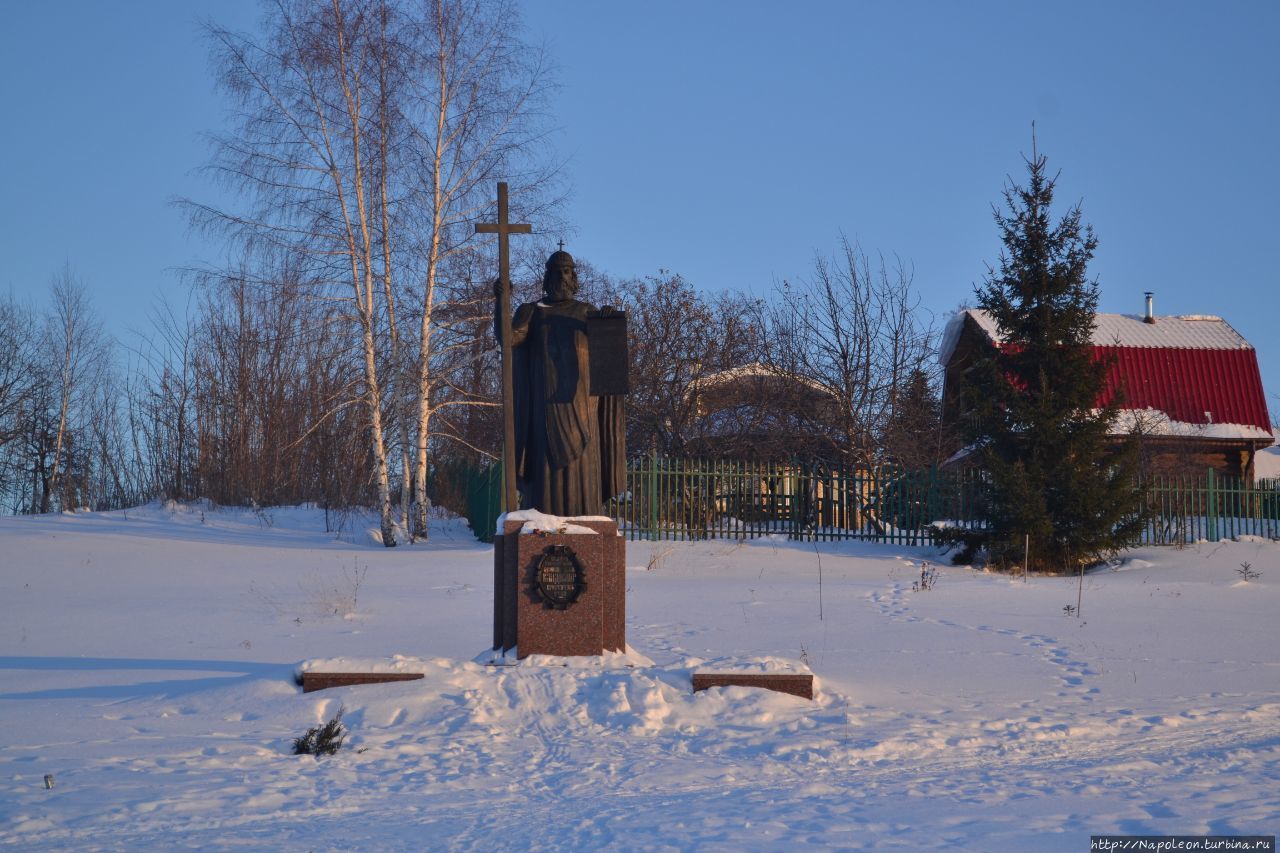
[939,299,1274,481]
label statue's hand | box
[492,278,504,300]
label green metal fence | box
[608,456,988,545]
[1142,469,1280,545]
[609,457,1280,547]
[453,456,1280,547]
[457,461,503,544]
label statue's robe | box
[510,298,626,517]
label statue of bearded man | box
[496,249,626,517]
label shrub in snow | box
[293,708,346,757]
[912,562,937,592]
[308,564,367,619]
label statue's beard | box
[544,279,577,302]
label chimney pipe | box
[1144,292,1155,324]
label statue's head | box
[543,249,578,302]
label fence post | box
[787,460,796,540]
[926,465,940,546]
[1206,467,1217,542]
[647,451,658,541]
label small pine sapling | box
[1237,562,1261,582]
[293,707,346,756]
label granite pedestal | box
[493,516,625,658]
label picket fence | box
[455,457,1280,546]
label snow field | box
[1,503,1277,850]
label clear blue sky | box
[3,1,1278,414]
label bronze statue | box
[496,250,626,516]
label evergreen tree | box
[880,368,954,471]
[962,146,1144,571]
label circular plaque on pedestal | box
[534,545,585,609]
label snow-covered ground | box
[1,503,1277,850]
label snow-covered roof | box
[688,362,832,397]
[1255,440,1280,481]
[1110,409,1274,442]
[939,309,1252,367]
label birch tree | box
[193,0,556,543]
[0,274,115,515]
[35,270,110,513]
[397,0,558,540]
[196,0,407,544]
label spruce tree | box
[962,146,1144,571]
[881,368,954,471]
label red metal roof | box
[1096,346,1272,431]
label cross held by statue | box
[476,182,532,513]
[475,182,532,277]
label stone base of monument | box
[691,672,814,700]
[493,512,625,658]
[300,672,424,693]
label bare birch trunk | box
[375,3,413,537]
[45,272,95,513]
[331,0,396,546]
[46,348,72,513]
[410,224,438,540]
[410,6,449,543]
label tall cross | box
[475,182,531,514]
